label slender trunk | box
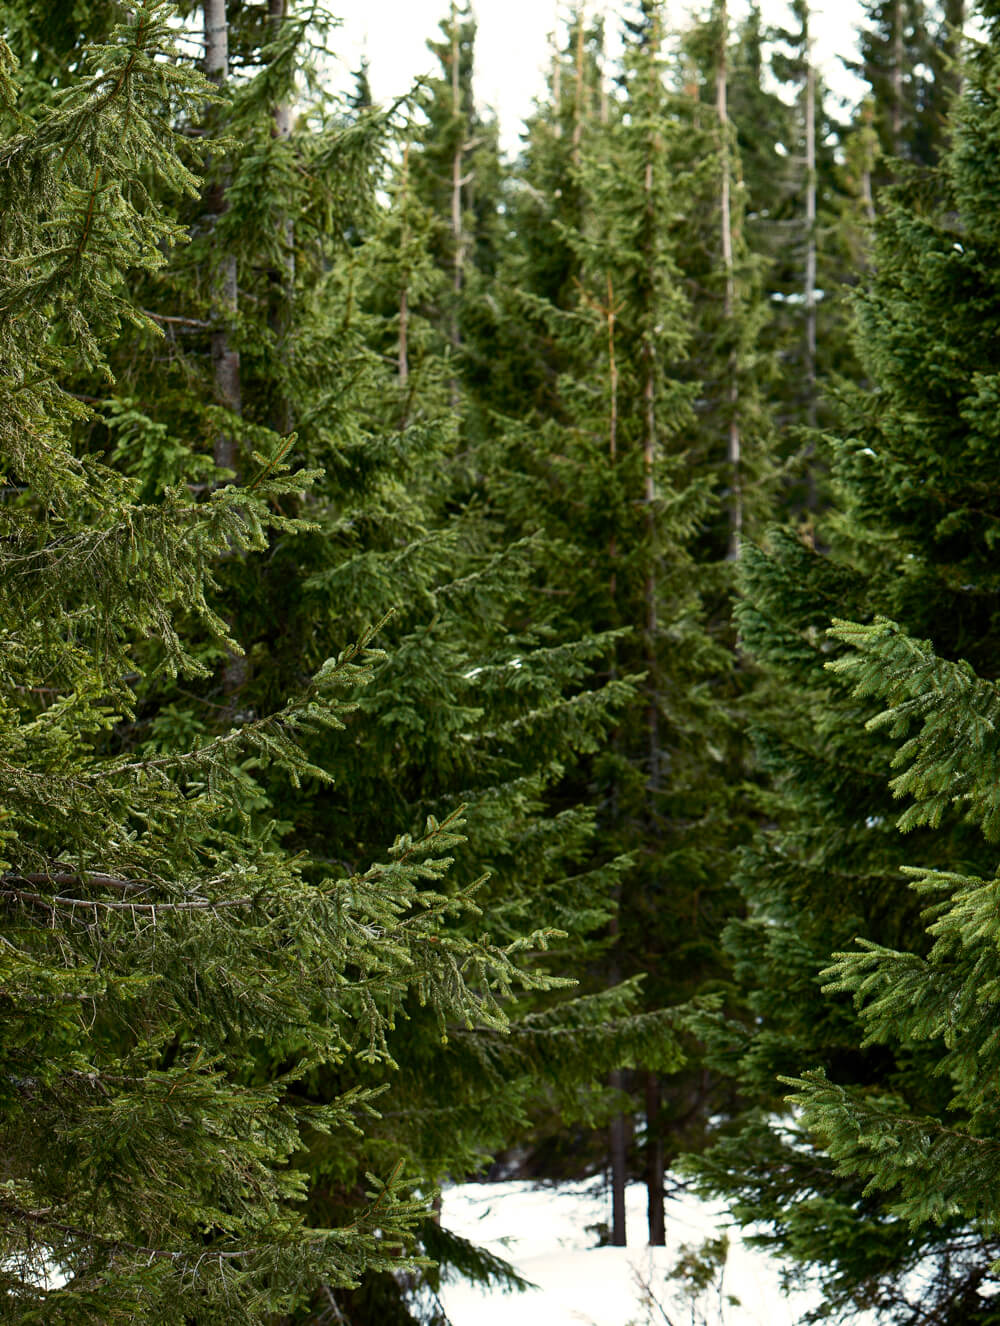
[571,7,585,167]
[643,151,658,786]
[398,141,411,414]
[552,38,562,137]
[641,25,663,1247]
[607,274,618,478]
[645,1071,665,1246]
[449,4,463,410]
[204,0,245,702]
[804,20,817,436]
[891,0,903,156]
[861,102,876,225]
[717,1,740,559]
[268,0,294,439]
[606,269,625,1247]
[204,0,241,476]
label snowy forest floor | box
[439,1179,864,1325]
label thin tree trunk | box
[804,17,817,436]
[204,0,245,703]
[641,19,663,1247]
[606,264,626,1247]
[449,3,463,410]
[891,0,903,156]
[860,98,877,224]
[268,0,294,439]
[609,1070,628,1246]
[717,0,741,560]
[552,35,562,137]
[645,1071,665,1245]
[572,7,586,167]
[204,0,241,476]
[398,141,411,410]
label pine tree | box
[0,7,592,1320]
[690,3,1000,1317]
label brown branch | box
[1,880,252,913]
[141,309,212,328]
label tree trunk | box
[641,23,664,1248]
[398,141,411,414]
[891,0,903,157]
[571,8,585,167]
[204,0,241,476]
[552,35,562,136]
[609,1067,628,1246]
[606,274,625,1247]
[717,0,740,560]
[804,15,817,436]
[645,1071,665,1245]
[268,0,294,439]
[449,3,463,410]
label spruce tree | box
[0,7,588,1320]
[691,3,1000,1318]
[471,0,761,1248]
[25,3,691,1319]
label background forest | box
[2,0,998,1322]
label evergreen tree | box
[471,0,761,1248]
[0,7,572,1320]
[691,3,1000,1318]
[30,2,687,1318]
[851,0,967,190]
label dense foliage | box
[5,0,1000,1323]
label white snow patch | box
[439,1179,832,1325]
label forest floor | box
[439,1178,855,1325]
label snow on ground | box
[439,1179,827,1326]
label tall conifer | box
[691,4,1000,1317]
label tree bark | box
[804,12,817,435]
[268,0,294,439]
[398,141,411,412]
[571,8,585,167]
[641,18,663,1248]
[717,0,741,560]
[891,0,903,157]
[449,3,463,410]
[204,0,241,476]
[609,1066,628,1246]
[645,1071,665,1245]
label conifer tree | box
[471,0,759,1248]
[691,3,1000,1317]
[0,8,580,1320]
[25,3,689,1318]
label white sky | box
[324,0,865,152]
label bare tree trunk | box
[860,98,877,225]
[717,0,741,560]
[641,21,663,1246]
[268,0,294,439]
[204,0,246,703]
[572,6,586,167]
[804,16,817,436]
[645,1071,665,1245]
[204,0,241,476]
[449,3,463,410]
[398,141,411,411]
[552,35,563,137]
[891,0,903,156]
[606,264,626,1247]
